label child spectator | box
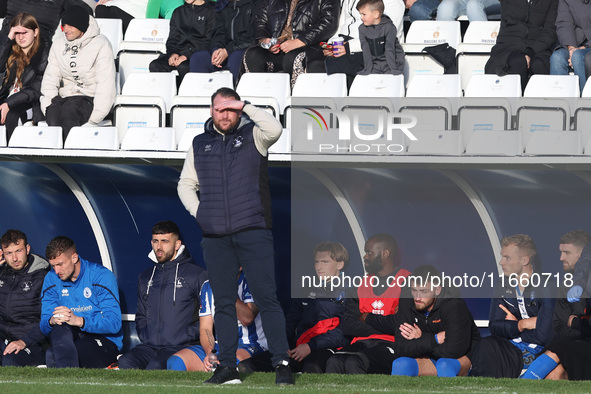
[149,0,215,84]
[356,0,404,76]
[189,0,259,85]
[0,13,49,142]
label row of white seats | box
[3,123,591,157]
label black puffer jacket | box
[0,34,49,122]
[0,254,50,346]
[167,1,216,58]
[254,0,340,46]
[211,0,260,54]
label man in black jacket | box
[149,0,215,85]
[367,265,479,377]
[117,221,208,370]
[0,229,50,366]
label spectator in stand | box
[325,0,404,87]
[356,0,405,76]
[1,0,92,47]
[190,0,260,85]
[549,0,591,93]
[405,0,439,22]
[40,6,116,140]
[242,0,340,88]
[437,0,500,21]
[95,0,149,35]
[484,0,557,92]
[0,13,49,142]
[149,0,215,85]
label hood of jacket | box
[61,15,100,53]
[1,253,49,277]
[148,244,192,266]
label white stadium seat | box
[64,126,119,150]
[236,73,291,117]
[8,126,63,149]
[121,127,176,151]
[456,21,500,90]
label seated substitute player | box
[238,241,349,373]
[373,265,480,377]
[553,230,591,339]
[117,221,208,370]
[167,269,266,373]
[325,233,411,375]
[470,234,556,378]
[40,236,123,368]
[0,229,50,366]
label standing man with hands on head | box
[40,236,123,368]
[178,87,293,385]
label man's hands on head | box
[214,99,245,112]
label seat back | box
[124,18,170,44]
[8,126,63,148]
[64,126,119,150]
[178,72,234,97]
[96,18,124,59]
[122,72,177,112]
[121,127,176,151]
[236,73,291,114]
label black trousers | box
[46,95,94,140]
[0,338,46,366]
[94,5,134,35]
[325,340,397,375]
[46,324,119,368]
[505,52,550,92]
[470,335,523,378]
[238,348,334,373]
[325,52,364,89]
[4,102,32,142]
[149,54,190,86]
[118,343,186,370]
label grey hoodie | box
[358,14,404,75]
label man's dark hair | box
[211,87,241,105]
[152,221,181,238]
[0,229,28,249]
[368,233,398,256]
[313,241,350,270]
[560,230,591,248]
[46,236,76,260]
[356,0,385,15]
[411,265,441,285]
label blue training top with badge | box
[40,257,123,350]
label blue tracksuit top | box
[40,257,123,350]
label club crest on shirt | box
[176,277,185,289]
[21,281,33,292]
[83,287,92,298]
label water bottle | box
[208,349,219,371]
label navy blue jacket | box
[0,254,49,346]
[285,286,348,351]
[193,116,272,237]
[489,281,556,347]
[135,245,207,347]
[210,0,260,54]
